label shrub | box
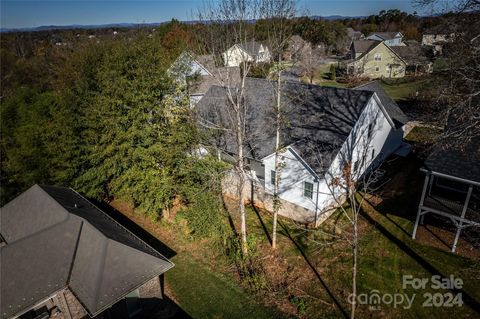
[290,296,308,316]
[226,234,269,292]
[329,64,336,80]
[183,190,227,241]
[248,63,271,78]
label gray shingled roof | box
[196,78,373,176]
[196,54,216,71]
[347,28,363,41]
[0,185,173,319]
[391,43,431,65]
[367,32,402,40]
[190,67,241,95]
[424,138,480,184]
[352,40,379,54]
[238,41,264,57]
[354,81,408,128]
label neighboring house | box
[391,40,433,75]
[412,137,480,253]
[196,78,408,225]
[366,32,404,46]
[223,41,271,67]
[347,27,365,42]
[421,26,456,56]
[169,50,239,105]
[284,35,312,61]
[168,51,214,79]
[345,40,407,78]
[343,27,365,52]
[0,185,174,319]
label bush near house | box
[329,64,336,80]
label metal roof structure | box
[0,185,174,319]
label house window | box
[375,66,380,72]
[374,53,381,61]
[303,181,313,199]
[271,170,276,185]
[353,160,359,172]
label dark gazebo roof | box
[424,137,480,184]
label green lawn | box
[242,152,479,318]
[166,253,280,319]
[404,125,442,144]
[379,79,428,101]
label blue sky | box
[1,0,429,29]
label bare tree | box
[284,108,382,319]
[414,0,480,144]
[258,0,297,249]
[300,46,324,84]
[194,0,264,253]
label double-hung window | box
[271,170,276,185]
[303,181,313,199]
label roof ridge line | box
[68,188,174,264]
[66,220,84,285]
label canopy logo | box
[348,275,464,311]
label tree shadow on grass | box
[221,196,239,238]
[92,199,177,259]
[360,209,480,314]
[250,203,272,245]
[277,220,350,319]
[364,196,412,237]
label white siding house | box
[366,32,404,46]
[260,93,405,220]
[223,41,271,67]
[168,51,213,79]
[196,78,408,224]
[169,51,240,106]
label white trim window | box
[303,181,313,199]
[374,53,381,61]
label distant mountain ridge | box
[0,15,368,33]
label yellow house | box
[346,40,406,78]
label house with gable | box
[169,50,240,105]
[222,41,271,67]
[0,185,174,319]
[168,50,214,79]
[342,27,365,52]
[366,31,404,46]
[345,40,407,78]
[196,79,408,225]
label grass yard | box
[107,127,479,319]
[241,158,480,318]
[108,201,282,319]
[166,254,280,319]
[379,78,428,101]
